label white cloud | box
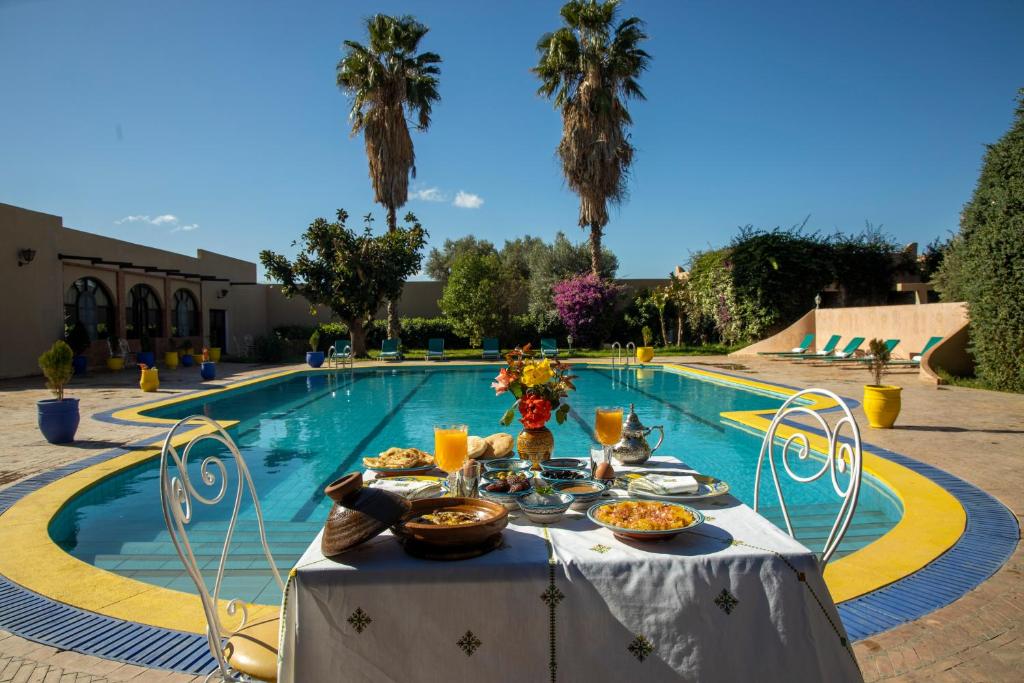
[171,223,199,233]
[453,190,484,209]
[115,213,199,233]
[115,214,152,224]
[151,214,178,225]
[410,186,446,202]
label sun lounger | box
[379,338,403,362]
[540,338,559,358]
[824,338,900,363]
[482,337,501,360]
[888,336,943,365]
[425,338,445,361]
[758,333,814,356]
[794,336,864,361]
[775,334,841,359]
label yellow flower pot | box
[636,346,655,363]
[209,347,222,362]
[164,351,179,369]
[863,385,902,429]
[140,368,160,393]
[106,357,124,371]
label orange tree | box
[260,210,427,357]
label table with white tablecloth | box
[278,460,861,682]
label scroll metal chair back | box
[159,415,284,681]
[753,388,863,565]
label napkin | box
[367,478,443,500]
[629,473,700,495]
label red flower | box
[518,394,552,429]
[491,368,516,396]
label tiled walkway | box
[0,357,1020,681]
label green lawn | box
[359,344,739,361]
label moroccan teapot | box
[610,404,664,465]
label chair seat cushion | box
[225,616,279,682]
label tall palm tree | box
[337,14,441,337]
[533,0,650,275]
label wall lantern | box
[17,248,36,267]
[217,289,229,299]
[814,292,822,309]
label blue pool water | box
[50,365,901,604]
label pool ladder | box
[611,342,637,368]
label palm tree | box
[533,0,650,275]
[337,14,441,337]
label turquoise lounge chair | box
[797,336,864,362]
[775,334,841,359]
[425,338,445,361]
[758,333,814,356]
[888,336,943,366]
[540,338,559,358]
[379,338,403,362]
[482,337,501,360]
[825,338,900,363]
[327,339,352,367]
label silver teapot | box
[611,404,664,465]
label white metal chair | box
[159,416,283,682]
[753,388,863,565]
[117,338,137,368]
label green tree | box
[425,236,496,283]
[936,89,1024,391]
[260,210,427,357]
[533,0,650,275]
[337,14,441,337]
[440,252,505,346]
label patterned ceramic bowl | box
[516,492,574,524]
[551,479,609,511]
[478,483,532,510]
[483,458,533,473]
[539,458,588,471]
[537,467,592,486]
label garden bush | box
[552,273,622,347]
[252,334,286,363]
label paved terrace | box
[0,357,1019,682]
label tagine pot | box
[37,398,80,444]
[164,351,179,369]
[140,367,160,392]
[863,385,902,429]
[517,426,554,470]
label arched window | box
[126,284,162,339]
[172,288,199,338]
[64,277,115,340]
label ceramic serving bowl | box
[516,492,574,524]
[537,467,592,486]
[481,470,533,486]
[551,479,609,511]
[483,458,533,473]
[586,499,704,542]
[478,482,533,509]
[393,497,507,547]
[539,458,588,471]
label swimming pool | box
[50,365,901,605]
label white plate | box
[622,473,730,502]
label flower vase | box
[517,426,554,470]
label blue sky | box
[2,0,1022,279]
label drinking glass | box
[594,407,623,471]
[434,423,469,474]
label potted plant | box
[307,330,325,368]
[139,362,160,392]
[863,338,901,428]
[164,337,180,369]
[179,339,195,367]
[37,340,79,443]
[200,348,216,380]
[636,326,655,363]
[137,332,155,368]
[106,335,124,371]
[205,337,222,363]
[66,321,91,375]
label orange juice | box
[434,426,468,473]
[594,408,623,445]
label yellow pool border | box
[0,362,966,633]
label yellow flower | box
[522,359,554,387]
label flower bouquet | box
[491,345,575,466]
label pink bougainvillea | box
[552,273,622,344]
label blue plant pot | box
[37,398,80,444]
[137,351,155,367]
[72,355,88,375]
[200,361,216,380]
[306,351,325,368]
[181,354,195,367]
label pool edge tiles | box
[0,361,1013,674]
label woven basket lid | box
[321,472,410,557]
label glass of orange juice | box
[593,407,623,473]
[434,423,469,474]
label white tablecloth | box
[278,459,861,682]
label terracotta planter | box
[517,426,554,470]
[863,385,902,429]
